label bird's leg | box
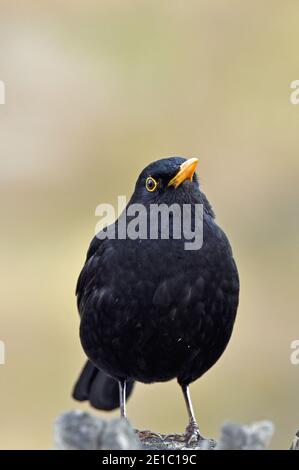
[181,384,203,443]
[118,379,127,419]
[118,380,162,441]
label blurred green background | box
[0,0,299,450]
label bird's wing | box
[76,234,105,315]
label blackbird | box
[73,157,239,442]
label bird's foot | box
[136,429,164,441]
[163,432,186,442]
[184,418,204,444]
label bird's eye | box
[146,176,158,192]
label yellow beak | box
[168,158,199,188]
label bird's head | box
[130,157,201,205]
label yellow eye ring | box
[146,176,158,192]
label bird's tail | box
[72,360,135,411]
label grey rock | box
[54,410,140,450]
[216,420,274,450]
[138,432,216,450]
[54,410,106,450]
[290,430,299,450]
[101,418,140,450]
[54,410,276,451]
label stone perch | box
[53,410,293,450]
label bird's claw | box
[136,429,164,441]
[184,419,204,444]
[163,432,185,442]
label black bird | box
[73,157,239,442]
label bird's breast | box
[79,231,239,383]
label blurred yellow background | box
[0,0,299,450]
